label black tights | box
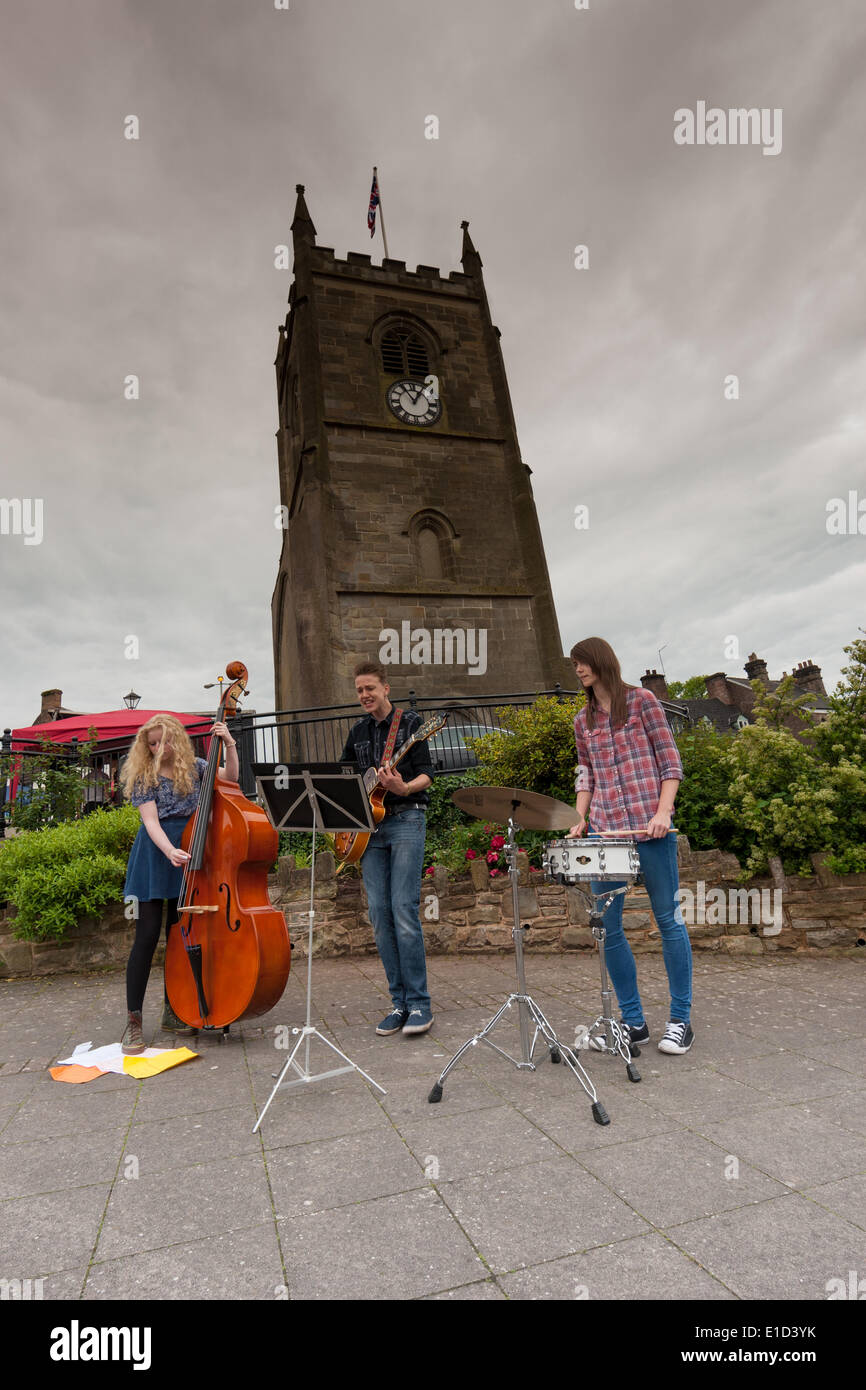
[126,898,178,1013]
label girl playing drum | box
[568,637,694,1054]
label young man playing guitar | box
[341,662,435,1036]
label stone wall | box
[2,837,864,976]
[271,837,866,960]
[0,903,144,977]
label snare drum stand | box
[428,813,611,1126]
[576,884,642,1083]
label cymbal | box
[452,786,577,831]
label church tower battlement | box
[272,184,573,710]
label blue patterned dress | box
[124,758,208,902]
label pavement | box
[1,950,864,1302]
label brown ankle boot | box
[121,1010,145,1055]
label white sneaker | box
[658,1020,694,1054]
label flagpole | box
[374,165,390,259]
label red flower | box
[465,849,478,860]
[490,835,505,850]
[425,866,435,875]
[486,850,500,863]
[490,868,500,877]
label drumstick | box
[568,828,676,836]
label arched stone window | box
[417,524,443,579]
[370,315,441,382]
[380,328,429,377]
[407,509,457,581]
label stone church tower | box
[272,185,574,711]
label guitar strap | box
[380,707,404,770]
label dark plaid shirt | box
[341,707,434,810]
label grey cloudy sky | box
[1,0,863,732]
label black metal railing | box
[0,728,212,825]
[2,689,691,815]
[229,687,691,797]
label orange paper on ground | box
[49,1065,103,1084]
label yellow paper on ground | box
[123,1047,198,1078]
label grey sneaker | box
[121,1010,145,1055]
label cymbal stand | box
[428,811,610,1126]
[573,884,642,1083]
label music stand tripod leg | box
[252,778,387,1133]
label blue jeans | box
[361,807,431,1012]
[590,832,692,1025]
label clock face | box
[386,378,442,427]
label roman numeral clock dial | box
[386,379,442,426]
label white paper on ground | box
[57,1042,172,1074]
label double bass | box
[164,661,291,1031]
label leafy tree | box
[814,629,866,765]
[666,676,708,699]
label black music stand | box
[251,763,385,1132]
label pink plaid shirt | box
[573,687,683,840]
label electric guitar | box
[334,711,450,868]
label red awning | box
[10,710,214,751]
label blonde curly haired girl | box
[120,713,238,1054]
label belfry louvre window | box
[381,329,429,377]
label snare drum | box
[543,837,641,884]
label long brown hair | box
[570,636,632,730]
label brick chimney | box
[792,660,825,696]
[744,653,769,685]
[640,669,669,699]
[38,689,63,722]
[704,672,732,705]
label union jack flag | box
[367,170,380,237]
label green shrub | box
[0,805,141,940]
[673,725,734,850]
[469,696,585,804]
[10,855,129,940]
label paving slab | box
[796,1088,866,1138]
[0,1125,129,1200]
[94,1153,274,1261]
[696,1105,866,1188]
[576,1129,789,1227]
[277,1188,485,1299]
[1,955,863,1302]
[0,1183,112,1274]
[437,1155,650,1274]
[83,1222,285,1300]
[498,1233,737,1300]
[713,1050,860,1102]
[802,1174,866,1232]
[398,1101,563,1182]
[267,1125,425,1216]
[666,1193,865,1300]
